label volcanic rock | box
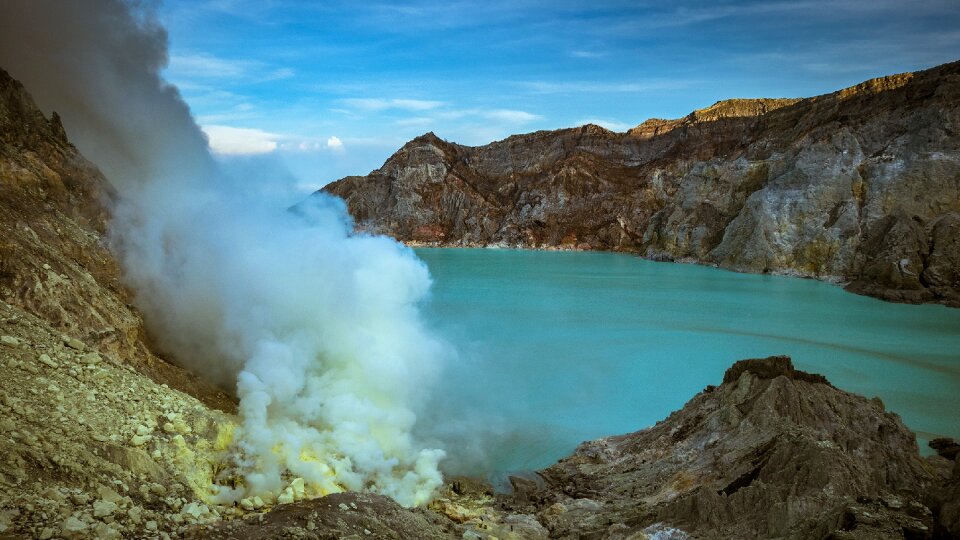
[0,65,237,538]
[929,438,960,461]
[195,492,461,539]
[323,60,960,307]
[519,356,938,539]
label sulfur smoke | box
[0,0,449,506]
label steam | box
[0,0,448,506]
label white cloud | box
[341,98,445,112]
[202,125,281,155]
[575,118,633,132]
[571,50,605,59]
[168,54,251,79]
[326,136,345,151]
[484,109,540,123]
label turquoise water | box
[414,248,960,477]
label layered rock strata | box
[324,60,960,306]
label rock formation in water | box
[323,60,960,307]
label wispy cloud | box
[575,118,634,132]
[169,53,251,78]
[570,50,605,59]
[394,107,541,130]
[202,125,282,155]
[394,116,435,127]
[167,53,294,83]
[340,98,446,112]
[517,80,692,94]
[483,109,540,123]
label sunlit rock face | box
[324,61,960,307]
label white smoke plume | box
[0,0,449,506]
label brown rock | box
[191,492,459,539]
[528,356,936,539]
[929,438,960,461]
[323,61,960,307]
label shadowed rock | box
[520,356,937,539]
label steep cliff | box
[0,67,242,537]
[323,60,960,306]
[0,67,231,406]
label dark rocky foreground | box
[197,356,960,540]
[323,60,960,307]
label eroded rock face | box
[323,61,960,306]
[0,67,232,409]
[513,356,938,539]
[1,67,239,538]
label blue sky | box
[158,0,960,194]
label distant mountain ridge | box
[322,61,960,306]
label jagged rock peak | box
[407,131,451,147]
[577,123,614,135]
[0,67,70,148]
[530,355,937,539]
[721,355,833,386]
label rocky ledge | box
[323,60,960,307]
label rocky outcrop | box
[323,60,960,306]
[509,356,941,539]
[0,67,232,408]
[1,66,240,538]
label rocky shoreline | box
[324,60,960,308]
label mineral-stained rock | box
[60,516,87,538]
[0,66,237,538]
[323,60,960,307]
[92,499,118,518]
[193,492,461,539]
